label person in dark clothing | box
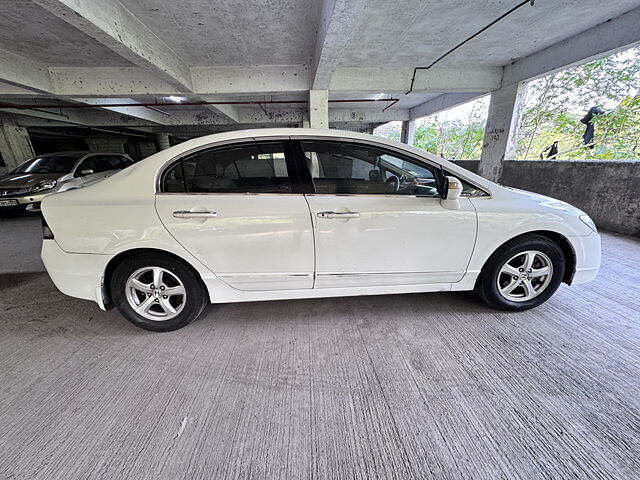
[581,106,605,148]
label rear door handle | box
[173,210,218,219]
[317,211,360,219]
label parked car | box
[40,129,601,331]
[0,151,133,214]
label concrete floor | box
[0,215,639,479]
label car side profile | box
[40,129,601,331]
[0,151,133,214]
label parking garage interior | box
[1,1,639,479]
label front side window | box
[442,170,489,197]
[161,141,292,194]
[94,155,133,171]
[300,141,440,196]
[76,156,100,175]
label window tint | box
[162,142,292,194]
[97,155,133,171]
[76,156,100,174]
[12,155,80,174]
[77,155,132,174]
[300,141,440,196]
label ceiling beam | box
[9,105,408,128]
[310,0,367,89]
[0,49,53,94]
[191,65,310,95]
[331,67,502,93]
[40,65,502,97]
[409,92,487,120]
[5,107,155,128]
[0,52,168,126]
[503,6,640,86]
[32,0,241,123]
[33,0,193,92]
[71,98,174,125]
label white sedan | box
[40,129,601,331]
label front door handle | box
[317,211,360,219]
[173,210,218,219]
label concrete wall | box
[454,160,640,237]
[86,138,126,153]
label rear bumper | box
[41,239,112,306]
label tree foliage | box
[515,47,640,160]
[412,114,486,160]
[375,47,639,161]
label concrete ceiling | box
[0,0,639,136]
[123,0,321,66]
[341,0,640,67]
[0,2,133,67]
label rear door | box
[155,140,315,291]
[294,139,477,288]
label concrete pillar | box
[0,114,34,172]
[478,82,527,181]
[157,133,171,150]
[400,119,417,146]
[309,89,329,129]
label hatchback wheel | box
[111,253,208,331]
[475,235,565,311]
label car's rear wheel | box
[475,235,565,311]
[111,253,208,331]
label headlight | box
[30,179,57,193]
[579,214,597,233]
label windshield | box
[12,155,81,174]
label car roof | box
[38,151,90,156]
[38,151,129,157]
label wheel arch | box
[103,248,211,308]
[479,230,576,285]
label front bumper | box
[0,192,49,211]
[568,231,601,285]
[41,239,113,307]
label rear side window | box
[161,141,293,194]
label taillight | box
[42,216,54,239]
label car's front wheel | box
[475,235,565,311]
[111,253,208,331]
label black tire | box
[0,207,25,218]
[111,252,208,332]
[474,234,565,311]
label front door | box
[295,140,477,288]
[155,140,314,291]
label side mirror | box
[80,169,94,176]
[445,176,463,200]
[441,176,463,210]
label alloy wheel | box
[125,266,187,321]
[496,250,554,302]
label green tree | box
[412,97,488,159]
[515,47,640,160]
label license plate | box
[0,199,18,207]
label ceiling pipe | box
[0,98,400,110]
